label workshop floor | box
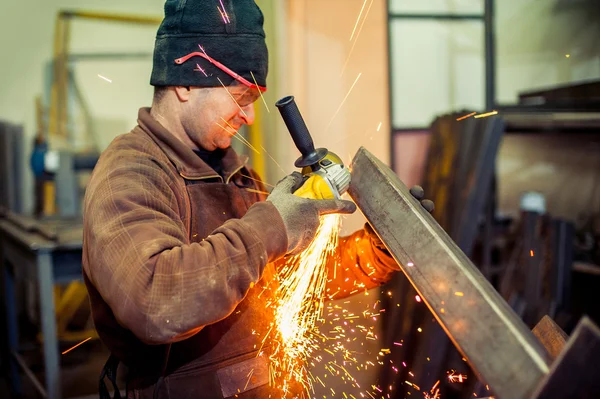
[0,339,127,399]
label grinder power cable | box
[275,96,351,200]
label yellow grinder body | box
[293,152,351,200]
[274,95,351,200]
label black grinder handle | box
[275,96,327,168]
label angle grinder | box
[275,96,351,200]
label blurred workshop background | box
[0,0,598,398]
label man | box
[83,1,431,398]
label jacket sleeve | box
[82,152,288,345]
[324,226,400,300]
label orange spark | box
[62,337,92,355]
[448,371,468,383]
[530,250,534,257]
[240,173,275,188]
[340,0,374,77]
[456,112,476,121]
[97,74,112,83]
[194,63,208,77]
[217,77,248,118]
[350,0,368,41]
[260,145,286,174]
[326,72,362,131]
[218,0,230,23]
[474,110,498,119]
[455,291,464,297]
[250,71,270,113]
[215,121,259,154]
[245,188,270,196]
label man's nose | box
[239,103,255,125]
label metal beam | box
[348,147,550,399]
[532,316,600,398]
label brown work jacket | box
[82,108,399,398]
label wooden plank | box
[532,315,568,361]
[349,147,550,399]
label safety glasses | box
[175,50,267,93]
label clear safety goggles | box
[175,48,265,107]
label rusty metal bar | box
[348,147,550,399]
[531,316,600,398]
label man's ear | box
[174,86,192,102]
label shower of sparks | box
[250,71,270,113]
[194,63,208,77]
[340,0,374,77]
[326,72,362,131]
[270,214,342,396]
[474,110,498,119]
[456,112,476,121]
[217,77,249,118]
[62,337,92,355]
[349,0,368,41]
[97,74,112,83]
[376,122,382,132]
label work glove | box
[267,172,357,255]
[366,185,434,251]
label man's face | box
[180,82,261,151]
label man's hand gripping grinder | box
[275,96,351,199]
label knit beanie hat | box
[150,0,268,91]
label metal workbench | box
[0,212,84,399]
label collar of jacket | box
[137,107,249,182]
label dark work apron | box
[99,168,292,398]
